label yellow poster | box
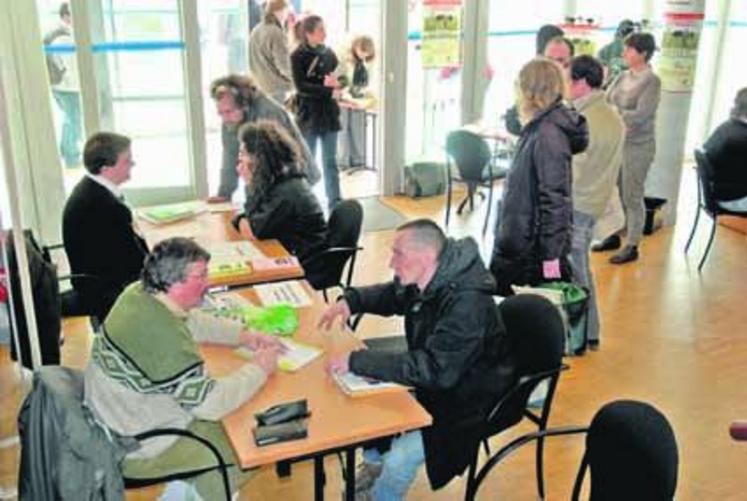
[422,0,462,68]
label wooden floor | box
[2,167,747,500]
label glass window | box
[704,0,747,139]
[198,0,249,198]
[482,1,564,130]
[95,1,190,190]
[683,0,723,152]
[406,0,463,162]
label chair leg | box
[536,434,546,500]
[698,216,717,272]
[684,207,702,253]
[482,438,491,456]
[483,181,494,237]
[322,289,330,304]
[445,168,453,228]
[464,453,479,501]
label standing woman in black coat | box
[290,15,343,211]
[490,58,589,296]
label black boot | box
[591,234,621,252]
[609,245,639,264]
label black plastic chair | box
[467,400,679,501]
[305,199,364,303]
[684,148,747,271]
[17,366,231,500]
[45,243,104,329]
[444,129,500,235]
[464,294,568,500]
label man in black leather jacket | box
[319,219,515,498]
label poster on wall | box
[421,0,462,69]
[657,0,705,92]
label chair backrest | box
[446,129,492,181]
[5,230,62,368]
[485,295,565,430]
[694,148,719,215]
[305,200,364,291]
[583,400,679,501]
[499,294,565,375]
[327,199,364,248]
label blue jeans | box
[569,210,600,342]
[362,431,425,501]
[52,90,82,167]
[303,130,341,210]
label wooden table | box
[138,210,305,287]
[201,285,432,500]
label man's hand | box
[238,218,255,240]
[253,347,280,376]
[240,331,285,352]
[542,258,561,279]
[317,299,351,331]
[327,352,350,375]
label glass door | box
[405,0,463,163]
[37,0,204,206]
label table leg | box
[314,455,326,501]
[344,447,356,501]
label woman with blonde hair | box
[489,57,589,295]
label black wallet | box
[255,399,309,426]
[253,420,308,447]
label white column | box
[180,0,209,199]
[380,0,409,195]
[0,0,66,243]
[647,0,707,224]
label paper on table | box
[255,281,311,308]
[234,338,322,372]
[137,200,205,225]
[208,241,264,261]
[332,372,407,398]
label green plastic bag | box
[537,282,589,356]
[212,304,299,337]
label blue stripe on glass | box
[44,40,184,53]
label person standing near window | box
[291,15,343,211]
[337,35,376,171]
[45,2,82,168]
[249,0,293,105]
[604,32,661,264]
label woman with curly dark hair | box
[231,120,327,263]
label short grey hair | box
[732,87,747,119]
[396,218,446,256]
[141,237,210,293]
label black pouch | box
[255,399,309,426]
[253,420,308,447]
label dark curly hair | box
[239,120,304,205]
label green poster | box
[422,1,462,68]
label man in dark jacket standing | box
[319,219,515,499]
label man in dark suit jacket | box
[63,132,148,321]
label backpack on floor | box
[404,161,446,198]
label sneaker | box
[609,245,639,264]
[354,462,383,493]
[591,234,621,252]
[587,339,600,351]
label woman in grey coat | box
[248,0,293,104]
[604,32,661,264]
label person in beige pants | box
[603,32,661,264]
